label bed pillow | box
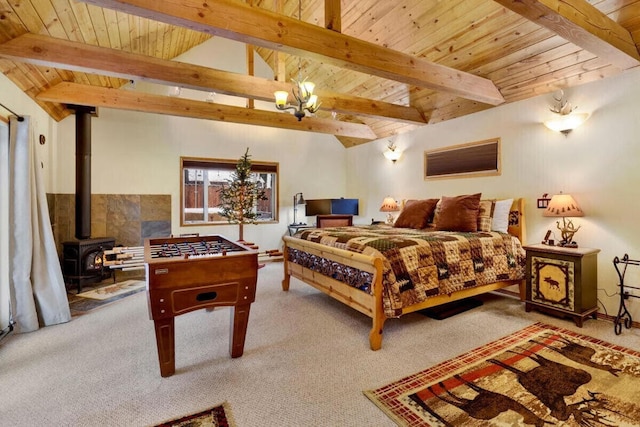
[492,198,513,233]
[477,199,495,232]
[394,198,439,229]
[434,193,482,232]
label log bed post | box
[281,236,386,350]
[282,242,291,291]
[369,257,385,350]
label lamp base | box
[386,213,395,225]
[557,240,579,248]
[556,217,581,249]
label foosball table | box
[144,234,259,377]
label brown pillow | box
[394,199,439,229]
[434,193,482,232]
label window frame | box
[180,156,279,227]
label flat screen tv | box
[330,198,359,215]
[304,198,359,216]
[304,199,332,216]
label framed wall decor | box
[424,138,501,180]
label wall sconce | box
[379,196,399,224]
[543,90,589,135]
[169,86,181,97]
[123,79,136,91]
[543,192,584,247]
[291,192,306,226]
[383,141,402,163]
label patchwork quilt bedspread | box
[291,225,526,318]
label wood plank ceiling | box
[0,0,639,147]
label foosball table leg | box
[229,303,251,358]
[153,317,176,377]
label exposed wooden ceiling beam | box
[36,82,378,140]
[325,0,341,32]
[494,0,640,70]
[0,34,424,125]
[80,0,505,105]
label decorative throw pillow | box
[394,198,439,229]
[434,193,482,232]
[492,198,513,233]
[477,199,495,232]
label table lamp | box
[543,193,584,247]
[291,192,306,225]
[380,196,399,224]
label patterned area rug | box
[69,279,145,317]
[153,402,236,427]
[365,322,640,426]
[77,279,145,300]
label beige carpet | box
[1,262,638,426]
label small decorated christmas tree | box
[218,148,267,241]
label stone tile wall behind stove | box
[47,194,171,255]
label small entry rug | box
[69,279,146,317]
[77,279,145,300]
[153,402,236,427]
[365,322,640,426]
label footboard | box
[282,236,386,350]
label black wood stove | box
[62,237,115,293]
[60,106,116,293]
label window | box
[180,156,279,226]
[424,138,501,179]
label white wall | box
[53,37,349,250]
[347,66,640,322]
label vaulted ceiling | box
[0,0,639,147]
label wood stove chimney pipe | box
[69,105,97,240]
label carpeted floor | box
[2,262,639,426]
[365,322,640,426]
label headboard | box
[507,198,526,244]
[316,214,353,228]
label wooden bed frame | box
[281,198,526,350]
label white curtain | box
[9,116,70,333]
[0,120,9,333]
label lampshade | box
[380,197,399,212]
[295,193,305,205]
[543,112,589,135]
[383,142,402,163]
[274,91,289,107]
[543,193,583,217]
[301,81,315,98]
[383,148,401,162]
[306,94,318,109]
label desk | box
[144,235,258,377]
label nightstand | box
[524,244,599,327]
